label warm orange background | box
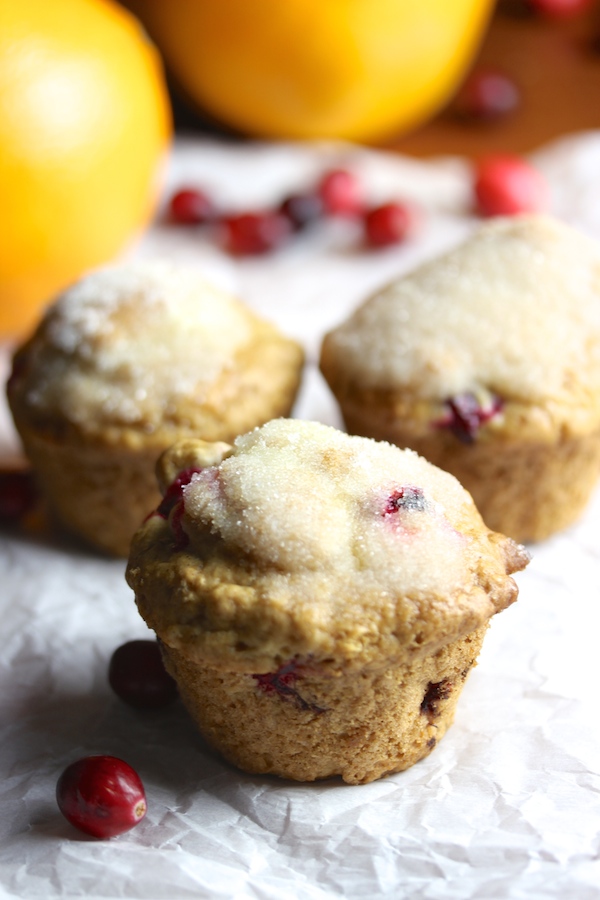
[169,1,600,158]
[395,0,600,157]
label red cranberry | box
[318,168,363,216]
[222,211,292,255]
[383,485,429,515]
[108,640,177,709]
[0,470,37,521]
[169,188,215,225]
[364,201,413,248]
[279,192,324,231]
[528,0,591,16]
[454,68,520,121]
[436,393,503,443]
[473,155,548,216]
[253,661,325,713]
[156,467,202,519]
[56,756,147,838]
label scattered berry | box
[528,0,591,17]
[454,67,520,121]
[169,188,215,225]
[279,192,324,231]
[222,211,292,255]
[437,392,504,444]
[364,201,413,248]
[474,155,548,216]
[56,756,147,839]
[318,168,363,216]
[108,640,177,709]
[0,470,37,521]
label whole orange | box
[124,0,493,142]
[0,0,171,336]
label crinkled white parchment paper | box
[1,135,600,900]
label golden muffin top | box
[127,419,528,672]
[8,262,280,437]
[321,216,600,423]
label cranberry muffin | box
[126,418,528,784]
[7,262,303,556]
[320,215,600,543]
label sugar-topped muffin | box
[126,418,528,784]
[7,262,304,556]
[320,215,600,543]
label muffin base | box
[15,426,163,557]
[340,405,600,543]
[161,624,488,785]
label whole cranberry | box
[473,155,548,216]
[0,470,37,521]
[279,192,324,231]
[169,187,215,225]
[108,640,177,709]
[364,201,413,248]
[56,756,147,838]
[454,68,520,121]
[528,0,591,17]
[318,168,363,216]
[222,211,292,255]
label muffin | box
[320,215,600,543]
[126,418,529,784]
[7,262,304,556]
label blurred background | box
[2,0,600,337]
[126,0,600,155]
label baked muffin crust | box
[128,419,528,673]
[321,215,600,441]
[7,263,304,555]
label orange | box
[0,0,171,336]
[124,0,493,142]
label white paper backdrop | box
[1,135,599,900]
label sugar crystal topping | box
[182,419,476,598]
[20,262,254,428]
[325,216,600,402]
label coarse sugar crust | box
[7,262,304,555]
[127,419,528,674]
[319,215,600,542]
[8,261,304,445]
[320,215,600,440]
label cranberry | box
[436,392,503,444]
[383,485,429,515]
[279,192,324,231]
[108,640,177,709]
[528,0,591,16]
[56,756,147,838]
[222,211,292,255]
[420,680,453,722]
[253,661,325,714]
[318,168,363,216]
[156,467,202,519]
[454,68,520,121]
[0,470,37,521]
[169,188,215,225]
[473,155,548,216]
[364,201,413,248]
